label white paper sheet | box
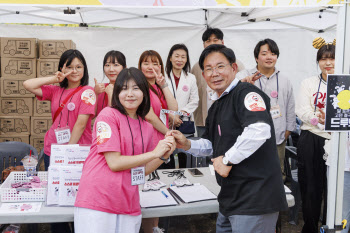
[0,202,42,213]
[58,166,82,206]
[169,184,216,203]
[140,189,178,208]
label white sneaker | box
[153,227,165,233]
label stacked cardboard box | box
[0,37,75,157]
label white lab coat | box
[166,70,199,116]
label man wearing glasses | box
[168,44,287,233]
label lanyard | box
[258,72,279,99]
[154,85,165,110]
[57,88,77,128]
[126,116,144,156]
[169,72,177,99]
[314,74,324,113]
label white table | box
[0,167,294,224]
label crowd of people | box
[22,27,349,233]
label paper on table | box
[209,164,215,176]
[0,202,42,213]
[50,144,79,166]
[169,184,216,203]
[140,189,178,208]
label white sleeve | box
[186,138,213,157]
[295,79,315,124]
[225,122,271,164]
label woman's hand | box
[55,64,74,83]
[162,136,177,159]
[152,139,171,158]
[105,84,114,98]
[169,114,183,129]
[153,66,166,87]
[318,108,326,125]
[94,78,106,95]
[241,71,262,85]
[166,130,190,150]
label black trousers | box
[297,130,328,233]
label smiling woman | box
[165,44,199,130]
[295,38,335,233]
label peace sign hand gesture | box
[53,64,73,84]
[153,66,166,87]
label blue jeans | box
[216,211,279,233]
[341,171,350,233]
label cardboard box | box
[1,57,36,79]
[31,116,52,136]
[37,59,59,77]
[33,98,51,117]
[0,135,29,144]
[0,77,35,97]
[0,97,33,116]
[30,136,45,155]
[0,116,30,135]
[39,40,75,59]
[0,37,37,58]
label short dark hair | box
[103,50,126,69]
[58,49,89,88]
[111,67,150,120]
[199,44,236,70]
[317,44,335,63]
[202,28,224,42]
[165,44,191,78]
[253,39,280,61]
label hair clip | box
[313,37,336,49]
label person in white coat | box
[165,44,199,129]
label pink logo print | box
[182,85,189,92]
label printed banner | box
[161,109,191,117]
[0,0,343,7]
[325,74,350,131]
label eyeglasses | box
[66,65,84,72]
[203,63,230,76]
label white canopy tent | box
[0,5,340,97]
[0,1,350,231]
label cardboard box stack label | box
[37,59,59,77]
[0,135,29,144]
[0,38,37,58]
[33,98,51,117]
[39,40,75,59]
[0,77,35,97]
[31,117,52,136]
[30,136,45,155]
[0,116,30,135]
[1,57,36,79]
[0,97,33,116]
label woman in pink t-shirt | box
[94,50,126,116]
[23,50,96,170]
[138,51,177,233]
[74,68,176,233]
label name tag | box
[270,105,282,119]
[160,110,167,125]
[131,166,145,186]
[54,126,71,144]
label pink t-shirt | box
[149,84,168,143]
[96,83,109,117]
[37,85,96,156]
[75,107,156,215]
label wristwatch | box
[222,156,233,166]
[159,156,171,164]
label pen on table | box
[161,191,168,199]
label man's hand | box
[166,130,190,150]
[284,130,291,141]
[211,156,232,178]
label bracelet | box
[159,156,171,164]
[160,83,168,89]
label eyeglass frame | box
[203,63,232,76]
[65,65,84,72]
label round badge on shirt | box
[244,92,266,112]
[96,121,111,145]
[182,85,189,92]
[81,89,96,106]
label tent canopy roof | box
[0,6,338,31]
